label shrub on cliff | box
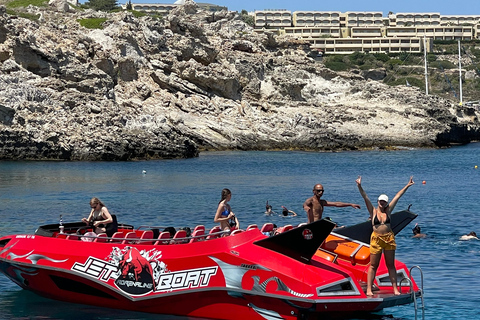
[77,17,108,29]
[5,0,47,8]
[84,0,118,12]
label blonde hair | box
[90,197,105,208]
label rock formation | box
[1,1,480,160]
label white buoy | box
[142,170,147,174]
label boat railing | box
[409,265,425,320]
[135,225,171,231]
[61,228,230,244]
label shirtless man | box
[303,184,361,223]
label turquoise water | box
[1,145,480,320]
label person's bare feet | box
[366,291,374,296]
[394,290,401,295]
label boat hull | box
[0,219,420,320]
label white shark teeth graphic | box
[210,256,313,298]
[252,276,313,298]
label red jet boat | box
[0,211,422,320]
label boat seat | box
[298,223,307,227]
[209,226,221,233]
[260,223,275,235]
[122,232,138,244]
[321,234,371,265]
[274,224,293,235]
[230,229,244,236]
[154,231,172,245]
[67,234,80,240]
[189,229,206,243]
[315,247,338,263]
[139,230,154,244]
[110,231,125,243]
[94,233,108,243]
[56,233,68,239]
[247,224,258,230]
[172,230,188,244]
[193,225,205,233]
[206,226,223,240]
[105,214,118,237]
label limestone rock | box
[0,4,480,160]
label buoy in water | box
[142,170,147,174]
[475,165,478,169]
[422,180,426,184]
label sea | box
[1,144,480,320]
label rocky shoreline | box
[1,1,480,160]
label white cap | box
[377,194,389,202]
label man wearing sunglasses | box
[303,184,361,223]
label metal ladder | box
[400,265,425,320]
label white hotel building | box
[254,10,480,54]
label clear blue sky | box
[127,0,480,16]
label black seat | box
[105,214,118,237]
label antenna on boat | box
[59,214,64,234]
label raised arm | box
[387,176,414,213]
[356,176,374,217]
[323,201,361,209]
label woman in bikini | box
[356,176,414,296]
[214,188,239,232]
[82,197,113,234]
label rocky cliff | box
[1,1,480,160]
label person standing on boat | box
[214,188,240,232]
[303,184,361,223]
[82,197,113,234]
[356,176,414,296]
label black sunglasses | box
[314,189,324,192]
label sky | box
[125,0,480,16]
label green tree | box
[240,10,254,27]
[85,0,118,11]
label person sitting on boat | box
[460,231,479,241]
[82,197,114,234]
[303,183,361,223]
[281,206,297,217]
[412,223,426,238]
[356,176,414,296]
[214,188,240,233]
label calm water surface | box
[1,144,480,320]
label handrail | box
[330,231,371,247]
[67,229,230,243]
[409,265,425,320]
[135,225,170,231]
